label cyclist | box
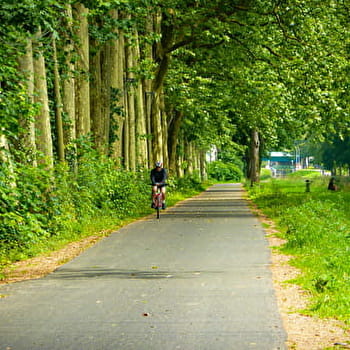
[150,161,167,209]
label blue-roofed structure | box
[263,151,296,176]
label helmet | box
[155,161,162,168]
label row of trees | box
[1,0,349,181]
[1,0,349,259]
[304,137,350,176]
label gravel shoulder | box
[252,205,349,350]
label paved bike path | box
[0,183,286,350]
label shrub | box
[0,153,150,261]
[173,173,205,193]
[0,161,53,252]
[207,160,243,181]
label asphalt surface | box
[0,183,286,350]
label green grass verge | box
[246,173,350,326]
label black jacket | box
[150,168,167,185]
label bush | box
[0,153,151,262]
[0,161,53,252]
[207,160,243,181]
[173,173,205,193]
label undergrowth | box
[0,154,207,279]
[247,173,350,326]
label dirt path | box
[0,234,105,285]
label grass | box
[247,172,350,326]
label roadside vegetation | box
[1,3,349,329]
[207,160,243,183]
[0,151,207,280]
[246,170,350,326]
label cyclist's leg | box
[161,186,166,209]
[151,185,157,208]
[161,186,166,200]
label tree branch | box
[261,44,282,58]
[273,12,304,44]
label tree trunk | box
[123,63,130,170]
[151,95,162,163]
[123,91,130,170]
[188,142,194,175]
[145,90,153,168]
[175,132,185,177]
[183,140,193,176]
[73,3,90,138]
[200,150,207,181]
[160,95,168,168]
[125,36,136,171]
[150,10,174,164]
[134,35,148,168]
[110,11,125,163]
[90,40,103,152]
[168,110,183,175]
[90,27,112,156]
[248,129,260,186]
[0,133,16,187]
[17,36,37,165]
[62,4,76,168]
[0,133,10,163]
[135,80,148,168]
[101,42,112,156]
[52,36,65,162]
[142,13,157,168]
[33,28,54,167]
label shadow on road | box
[178,200,246,207]
[47,268,223,280]
[153,185,252,217]
[159,196,252,219]
[159,211,252,219]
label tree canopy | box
[0,0,349,266]
[0,0,349,175]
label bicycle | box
[151,184,166,219]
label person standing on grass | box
[328,177,338,191]
[150,161,167,209]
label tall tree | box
[17,36,37,166]
[109,10,125,163]
[73,3,90,139]
[52,35,65,162]
[101,42,112,155]
[134,34,148,168]
[89,35,103,151]
[125,34,137,170]
[33,28,54,167]
[61,4,76,165]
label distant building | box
[263,151,295,177]
[206,145,218,163]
